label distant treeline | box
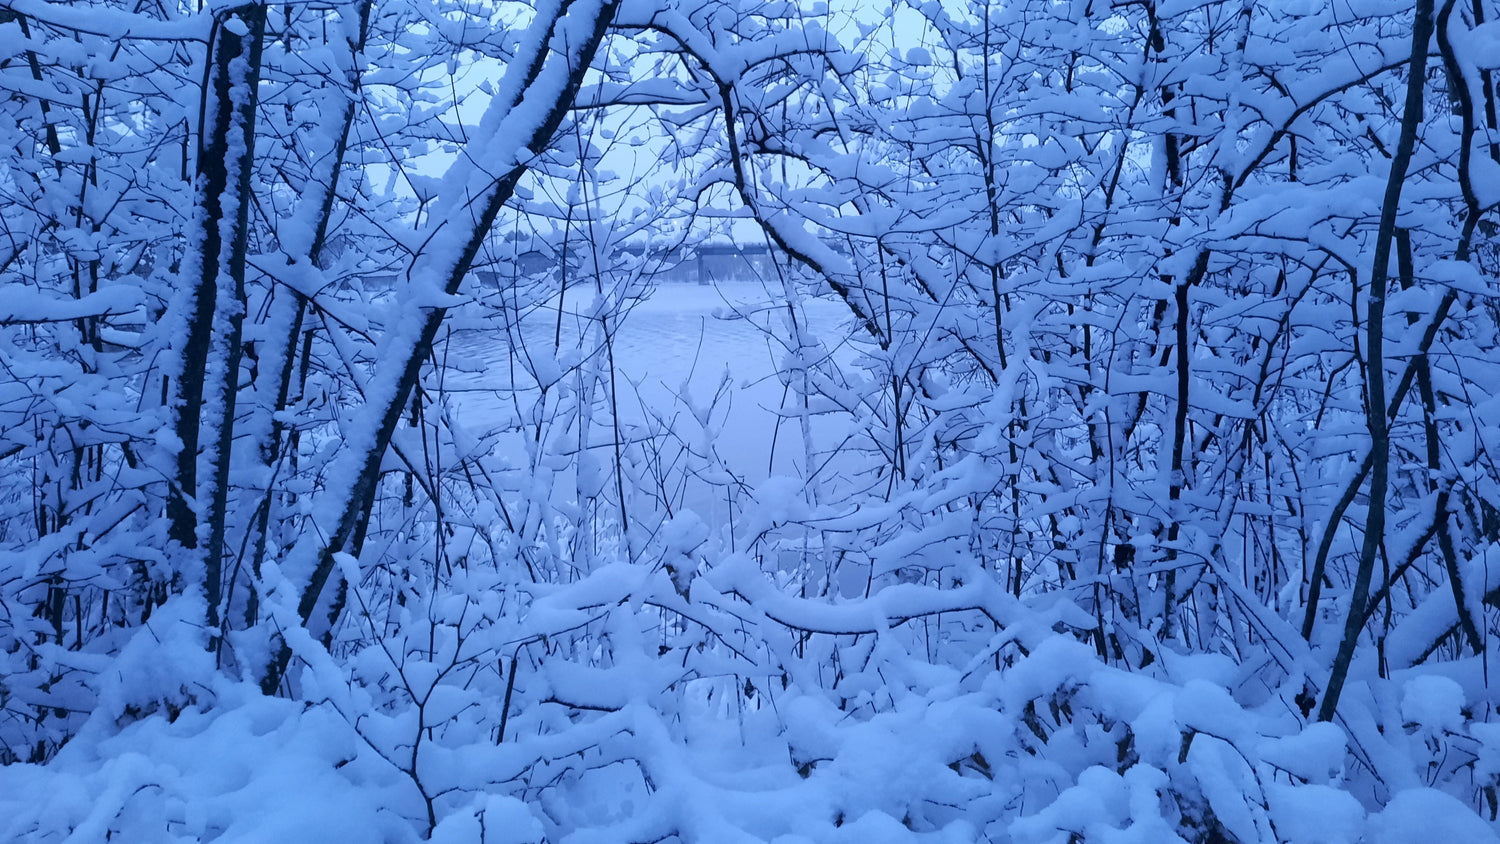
[488,242,782,285]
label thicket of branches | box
[2,0,1499,838]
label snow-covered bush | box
[4,0,1500,839]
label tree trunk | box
[169,3,266,643]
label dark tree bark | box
[167,3,266,642]
[1320,0,1436,722]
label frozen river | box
[437,281,856,532]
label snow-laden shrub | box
[8,550,1499,843]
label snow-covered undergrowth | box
[7,284,1500,842]
[5,569,1499,842]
